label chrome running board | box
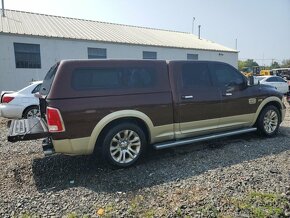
[153,127,257,150]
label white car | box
[0,81,42,119]
[256,76,289,94]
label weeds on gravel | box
[20,214,34,218]
[66,212,78,218]
[127,195,156,218]
[128,195,144,215]
[65,212,90,218]
[231,191,288,217]
[98,195,155,218]
[195,203,219,217]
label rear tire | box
[102,122,146,167]
[257,105,280,137]
[23,106,40,119]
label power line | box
[239,58,285,61]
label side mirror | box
[248,76,259,86]
[248,76,254,86]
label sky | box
[3,0,290,66]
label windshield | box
[40,63,59,96]
[17,83,39,94]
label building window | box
[187,54,198,60]
[143,51,157,60]
[14,43,41,68]
[88,48,107,59]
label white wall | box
[0,34,238,92]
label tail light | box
[46,107,65,132]
[2,96,14,103]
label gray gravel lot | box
[0,106,290,217]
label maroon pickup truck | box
[8,60,286,167]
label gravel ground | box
[0,105,290,217]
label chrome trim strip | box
[153,127,257,150]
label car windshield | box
[17,82,41,94]
[256,76,268,81]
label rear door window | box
[72,67,155,90]
[40,64,58,95]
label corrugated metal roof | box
[0,9,237,53]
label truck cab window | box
[181,63,211,89]
[211,63,245,89]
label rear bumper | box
[52,137,91,155]
[42,137,55,156]
[0,104,23,119]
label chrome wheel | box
[26,108,40,119]
[263,110,278,134]
[109,130,141,164]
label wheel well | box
[95,117,150,148]
[22,105,39,117]
[255,101,282,125]
[263,101,282,116]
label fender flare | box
[251,96,283,125]
[87,110,154,153]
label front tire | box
[257,105,280,137]
[102,123,146,167]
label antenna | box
[1,0,5,17]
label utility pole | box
[235,38,238,50]
[198,25,201,39]
[192,17,195,34]
[1,0,5,17]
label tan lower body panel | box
[52,113,256,155]
[52,137,90,155]
[150,124,175,143]
[176,113,255,139]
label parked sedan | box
[0,81,42,119]
[256,76,289,94]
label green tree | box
[238,59,259,71]
[238,60,246,71]
[281,59,290,68]
[270,61,280,69]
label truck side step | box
[153,127,257,150]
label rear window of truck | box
[72,67,155,90]
[40,64,58,96]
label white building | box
[0,9,238,92]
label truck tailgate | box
[8,118,50,142]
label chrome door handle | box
[181,95,194,99]
[223,93,232,96]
